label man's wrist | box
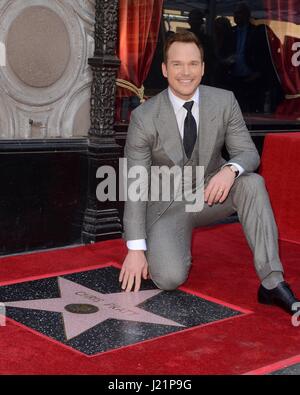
[223,164,239,178]
[223,162,244,177]
[127,239,147,251]
[228,164,239,178]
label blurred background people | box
[229,2,282,113]
[187,8,216,85]
[213,16,235,90]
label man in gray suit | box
[119,31,298,315]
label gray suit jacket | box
[123,85,260,241]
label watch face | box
[230,165,239,177]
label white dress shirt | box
[127,88,244,251]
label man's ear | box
[162,62,168,78]
[202,62,205,76]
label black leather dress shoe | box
[258,281,300,314]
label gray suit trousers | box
[145,173,283,291]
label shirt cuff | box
[223,162,245,177]
[127,239,147,251]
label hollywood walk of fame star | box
[3,277,184,340]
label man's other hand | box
[204,166,236,206]
[119,250,149,292]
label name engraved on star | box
[75,291,139,315]
[75,291,105,303]
[103,303,139,316]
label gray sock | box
[262,271,284,290]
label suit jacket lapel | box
[154,90,184,166]
[198,85,218,170]
[154,87,218,169]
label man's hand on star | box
[204,166,236,206]
[119,250,149,292]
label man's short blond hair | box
[163,31,204,64]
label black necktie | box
[183,101,197,159]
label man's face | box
[162,42,204,100]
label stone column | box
[82,0,123,243]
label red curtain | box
[115,0,163,122]
[118,0,163,91]
[265,0,300,117]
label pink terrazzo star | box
[4,277,184,340]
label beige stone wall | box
[0,0,94,138]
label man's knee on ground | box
[150,269,189,291]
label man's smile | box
[177,79,194,85]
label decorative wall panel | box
[0,0,94,138]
